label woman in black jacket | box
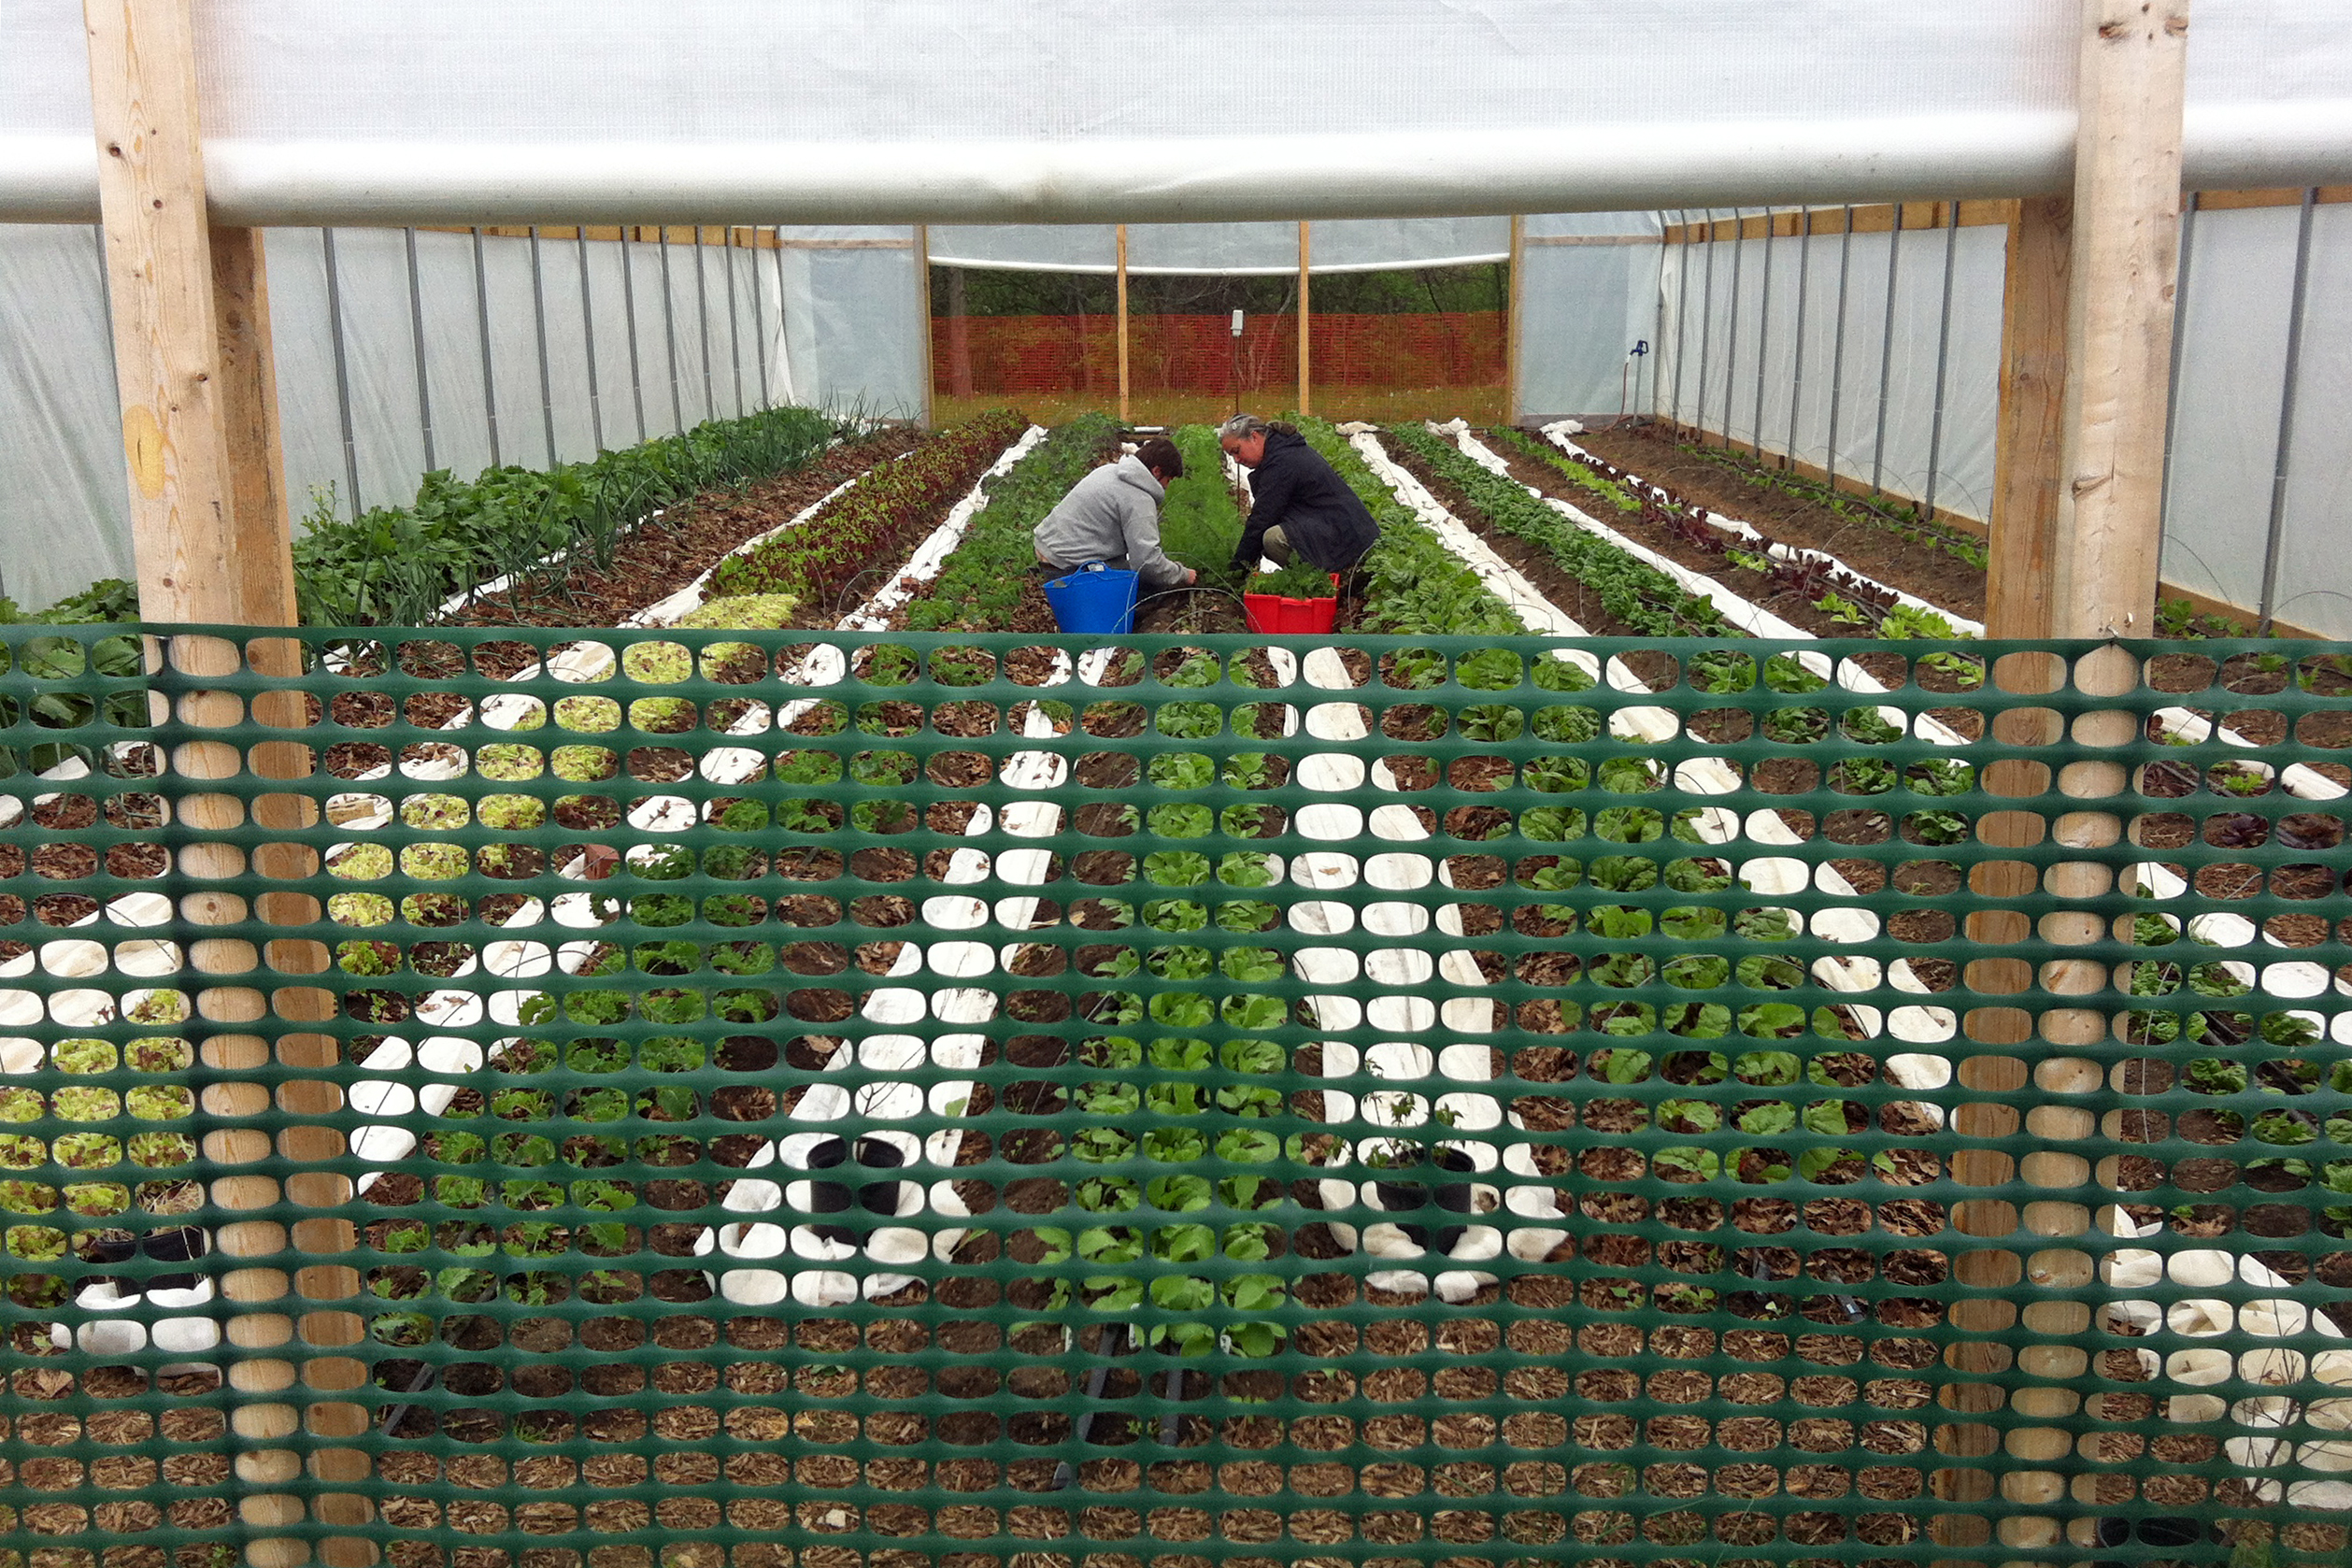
[1220,414,1381,572]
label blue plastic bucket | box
[1043,561,1140,634]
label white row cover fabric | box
[929,220,1510,276]
[8,1,2352,221]
[0,221,926,611]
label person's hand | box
[1186,567,1199,586]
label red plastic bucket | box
[1241,576,1342,634]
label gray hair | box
[1218,414,1270,442]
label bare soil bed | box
[1380,441,1650,637]
[1572,423,1987,620]
[448,427,919,628]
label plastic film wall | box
[0,224,935,612]
[1650,202,2352,639]
[1512,212,1665,421]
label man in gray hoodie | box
[1032,436,1198,590]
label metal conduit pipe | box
[1668,209,1694,431]
[1752,207,1774,461]
[528,225,558,466]
[577,229,604,452]
[321,226,363,514]
[1721,207,1745,446]
[405,226,435,470]
[2257,186,2318,634]
[620,226,647,443]
[1785,207,1811,467]
[1694,209,1716,449]
[1920,199,1960,525]
[659,229,684,435]
[1870,204,1901,493]
[1823,206,1853,492]
[750,225,770,410]
[2158,192,2202,529]
[471,225,502,467]
[724,230,744,415]
[695,233,716,421]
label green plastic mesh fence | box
[6,627,2352,1568]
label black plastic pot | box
[1372,1148,1478,1257]
[801,1134,909,1246]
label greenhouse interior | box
[6,6,2352,1568]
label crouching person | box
[1032,435,1197,589]
[1220,414,1380,572]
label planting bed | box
[447,428,918,629]
[696,408,1030,628]
[1573,423,1988,621]
[1377,423,1738,639]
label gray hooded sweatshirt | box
[1031,454,1190,591]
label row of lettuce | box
[885,413,1534,637]
[13,401,1881,641]
[9,402,842,630]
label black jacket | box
[1233,430,1381,571]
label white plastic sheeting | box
[774,227,927,420]
[1652,200,2352,634]
[2165,198,2352,634]
[1654,210,2003,525]
[929,220,1510,276]
[9,2,2352,222]
[0,222,124,608]
[0,222,875,610]
[1512,212,1664,420]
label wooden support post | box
[1116,224,1131,425]
[1296,220,1310,419]
[86,8,338,1565]
[1986,197,2072,638]
[2046,0,2188,636]
[87,0,244,623]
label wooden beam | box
[1985,196,2072,638]
[207,227,298,622]
[1504,215,1524,424]
[2048,0,2188,637]
[86,9,326,1568]
[86,0,246,623]
[1116,223,1130,425]
[1296,220,1311,419]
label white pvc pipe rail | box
[10,104,2352,224]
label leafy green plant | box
[906,414,1120,630]
[1487,426,1642,511]
[709,409,1023,608]
[1157,424,1247,587]
[1813,591,1876,628]
[1382,421,1736,638]
[1245,560,1338,599]
[1681,439,1989,571]
[293,402,834,625]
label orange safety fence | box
[934,310,1504,397]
